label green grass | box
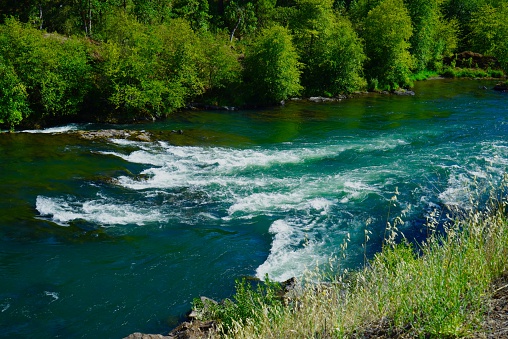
[440,67,505,79]
[410,70,440,81]
[193,175,508,338]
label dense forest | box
[0,0,507,129]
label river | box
[0,79,506,337]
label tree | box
[243,25,302,104]
[301,14,366,95]
[0,59,31,129]
[0,19,92,121]
[224,1,257,41]
[99,15,209,118]
[199,31,242,104]
[171,0,211,30]
[403,0,440,71]
[469,3,508,72]
[441,0,486,51]
[363,0,413,90]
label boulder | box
[308,96,339,103]
[393,89,415,96]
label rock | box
[188,296,218,320]
[393,89,415,96]
[167,320,216,339]
[124,333,171,339]
[187,103,237,111]
[308,96,338,103]
[123,320,217,339]
[72,129,155,142]
[494,82,508,92]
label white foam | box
[22,124,82,134]
[255,219,329,281]
[36,196,163,226]
[1,303,10,313]
[44,291,59,302]
[227,191,304,216]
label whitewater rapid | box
[36,132,508,281]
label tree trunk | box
[38,3,43,29]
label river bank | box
[125,186,508,338]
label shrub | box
[469,3,508,73]
[0,59,31,129]
[0,18,92,125]
[192,276,284,332]
[243,25,302,104]
[363,0,414,89]
[98,14,208,118]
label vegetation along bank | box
[1,0,507,130]
[127,176,508,338]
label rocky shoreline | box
[123,272,508,338]
[124,278,298,339]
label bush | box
[193,276,284,332]
[302,15,367,96]
[98,14,209,118]
[0,18,92,125]
[243,25,302,104]
[469,3,508,73]
[0,59,31,129]
[363,0,414,90]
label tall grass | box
[440,67,505,79]
[193,175,508,338]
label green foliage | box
[133,0,174,25]
[193,276,284,332]
[302,15,367,95]
[363,0,414,90]
[0,18,91,123]
[404,0,441,72]
[199,32,242,104]
[98,14,209,118]
[442,0,487,50]
[0,0,505,126]
[0,58,31,129]
[224,1,258,40]
[430,16,460,70]
[171,0,211,31]
[409,70,440,81]
[469,3,508,73]
[219,176,508,338]
[243,25,302,104]
[440,66,492,78]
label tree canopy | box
[0,0,506,129]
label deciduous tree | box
[243,25,302,104]
[363,0,413,90]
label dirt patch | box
[478,272,508,338]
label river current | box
[0,79,507,337]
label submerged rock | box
[74,129,154,142]
[71,129,186,142]
[494,82,508,92]
[393,89,415,96]
[308,96,340,103]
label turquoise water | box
[0,79,507,337]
